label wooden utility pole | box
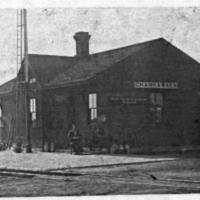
[23,9,32,153]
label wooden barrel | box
[50,142,55,152]
[12,142,22,153]
[44,142,49,152]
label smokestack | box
[74,32,91,57]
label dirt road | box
[0,154,200,196]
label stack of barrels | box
[43,142,55,152]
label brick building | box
[0,32,200,152]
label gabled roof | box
[45,38,163,87]
[28,54,74,85]
[1,36,199,93]
[1,38,160,94]
[0,78,16,96]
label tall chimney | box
[74,32,91,57]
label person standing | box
[68,124,81,154]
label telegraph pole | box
[23,9,32,153]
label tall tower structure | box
[16,9,31,153]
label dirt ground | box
[0,152,200,196]
[0,150,174,170]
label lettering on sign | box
[134,82,178,89]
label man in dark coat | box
[68,124,81,154]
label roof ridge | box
[5,37,168,88]
[91,37,166,56]
[46,38,165,87]
[28,54,74,59]
[0,77,16,95]
[0,78,16,87]
[28,37,166,59]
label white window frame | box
[89,93,97,121]
[0,105,2,118]
[0,105,3,128]
[30,98,36,121]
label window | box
[150,93,163,123]
[0,105,2,118]
[150,93,163,106]
[0,105,3,128]
[89,93,97,121]
[155,107,162,123]
[30,98,36,121]
[30,78,36,84]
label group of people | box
[68,119,108,154]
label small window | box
[150,93,163,106]
[150,93,163,123]
[89,93,97,121]
[30,98,36,121]
[0,105,2,118]
[0,105,3,128]
[30,78,36,84]
[155,107,162,123]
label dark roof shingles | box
[28,55,74,85]
[0,78,16,95]
[46,38,162,87]
[0,38,166,93]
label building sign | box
[134,82,178,89]
[110,96,147,104]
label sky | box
[0,7,200,84]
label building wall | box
[0,82,44,149]
[85,43,200,148]
[29,84,43,149]
[41,44,200,150]
[42,69,200,150]
[0,94,16,146]
[2,40,200,151]
[42,85,90,149]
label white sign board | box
[134,82,178,89]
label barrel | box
[43,142,49,152]
[50,142,55,152]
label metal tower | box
[16,9,32,153]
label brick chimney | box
[74,32,91,57]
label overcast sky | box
[0,7,200,84]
